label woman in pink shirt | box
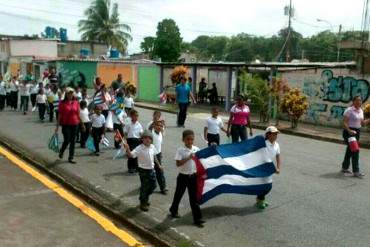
[55,87,82,164]
[227,95,253,143]
[341,95,370,177]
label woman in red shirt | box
[227,95,253,143]
[55,87,83,164]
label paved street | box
[0,107,370,247]
[0,152,139,247]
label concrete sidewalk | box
[1,108,370,247]
[135,101,370,149]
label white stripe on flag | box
[203,175,273,195]
[199,148,271,171]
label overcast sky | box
[0,0,366,54]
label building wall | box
[97,63,137,86]
[9,40,57,57]
[137,65,160,102]
[58,42,108,58]
[282,68,370,127]
[56,61,97,88]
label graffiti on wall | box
[301,70,369,125]
[58,65,87,88]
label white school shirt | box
[91,114,106,128]
[0,81,6,95]
[152,130,163,153]
[124,96,134,108]
[265,140,280,161]
[75,92,82,102]
[206,116,224,135]
[36,94,47,104]
[30,84,39,94]
[124,121,143,138]
[112,110,127,124]
[79,108,90,123]
[174,145,200,175]
[131,144,159,170]
[9,81,19,92]
[19,84,31,96]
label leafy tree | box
[191,35,228,61]
[78,0,132,53]
[153,19,182,62]
[140,36,156,58]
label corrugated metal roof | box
[38,57,156,64]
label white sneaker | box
[353,172,365,178]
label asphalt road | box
[0,153,131,247]
[0,107,370,247]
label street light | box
[317,19,342,62]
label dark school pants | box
[138,168,157,204]
[30,94,37,107]
[127,138,141,171]
[92,127,104,153]
[60,125,78,160]
[0,95,5,110]
[10,91,18,109]
[169,173,202,223]
[113,123,124,149]
[80,122,91,148]
[207,133,220,146]
[155,153,166,191]
[342,128,361,173]
[20,96,29,113]
[37,103,46,120]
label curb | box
[135,103,370,150]
[0,135,176,247]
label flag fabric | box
[101,136,110,147]
[159,91,167,104]
[93,92,104,105]
[194,135,276,204]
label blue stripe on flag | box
[206,162,276,180]
[200,183,272,204]
[196,135,266,159]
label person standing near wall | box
[111,74,124,92]
[227,95,253,143]
[56,87,82,164]
[198,78,207,103]
[175,76,196,128]
[49,68,59,86]
[0,74,6,111]
[341,95,370,178]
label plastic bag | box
[48,133,59,153]
[86,136,96,152]
[105,111,113,129]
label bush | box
[280,88,309,128]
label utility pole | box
[285,0,293,62]
[337,24,342,62]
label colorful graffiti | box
[293,69,370,126]
[56,61,96,88]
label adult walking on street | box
[341,95,370,178]
[111,74,124,92]
[227,95,253,143]
[176,76,196,127]
[56,87,83,164]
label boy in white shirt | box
[30,81,39,109]
[124,109,143,173]
[204,107,227,146]
[36,88,47,121]
[79,100,91,148]
[19,80,31,114]
[256,126,282,209]
[124,93,134,114]
[169,130,204,228]
[91,105,106,156]
[124,130,162,211]
[113,109,127,149]
[9,77,19,110]
[147,110,166,131]
[152,121,167,194]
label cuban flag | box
[194,135,276,204]
[93,91,104,105]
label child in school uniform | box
[79,100,91,148]
[124,92,134,114]
[204,107,228,146]
[36,88,47,122]
[0,76,6,111]
[113,109,127,149]
[19,80,31,115]
[256,126,281,209]
[30,81,39,109]
[169,129,204,228]
[147,110,166,131]
[124,130,162,211]
[124,109,143,173]
[152,121,167,194]
[91,105,106,156]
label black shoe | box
[68,159,76,164]
[169,211,181,218]
[194,221,204,228]
[58,152,63,159]
[199,219,206,224]
[94,152,100,156]
[128,169,135,174]
[160,189,168,195]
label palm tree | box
[78,0,132,53]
